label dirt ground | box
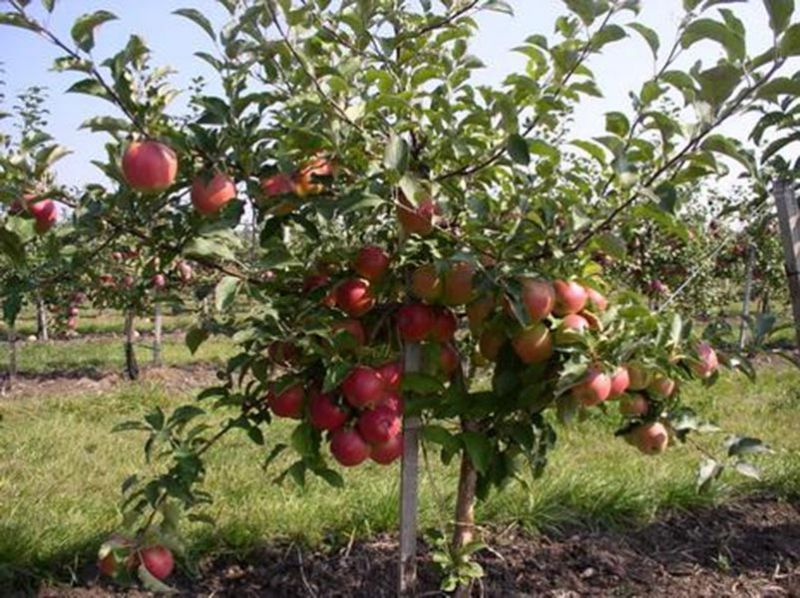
[28,495,800,597]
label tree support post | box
[123,309,139,380]
[399,341,421,596]
[773,179,800,350]
[35,292,48,342]
[738,243,755,351]
[152,303,163,367]
[8,321,17,389]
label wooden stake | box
[8,321,17,389]
[152,303,163,367]
[773,179,800,349]
[399,341,421,596]
[738,243,755,351]
[35,292,48,342]
[123,309,139,380]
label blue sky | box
[0,1,779,188]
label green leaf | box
[779,23,800,55]
[0,228,26,266]
[605,111,630,137]
[383,132,409,174]
[734,461,762,480]
[562,0,596,24]
[185,326,209,355]
[315,467,344,488]
[460,431,492,475]
[214,276,240,312]
[627,22,660,58]
[727,436,772,456]
[290,423,316,458]
[506,134,530,165]
[80,116,130,133]
[0,13,39,31]
[755,76,800,100]
[71,10,117,52]
[66,79,114,103]
[422,425,461,454]
[591,24,627,50]
[696,458,724,493]
[681,18,745,61]
[173,8,216,40]
[763,0,794,33]
[42,0,56,12]
[696,64,742,106]
[401,372,445,395]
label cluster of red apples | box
[9,193,57,234]
[97,536,174,583]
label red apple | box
[97,535,137,577]
[335,278,375,317]
[560,313,590,333]
[620,394,649,417]
[303,274,330,293]
[261,172,295,197]
[438,343,460,378]
[626,363,652,391]
[191,171,236,215]
[512,323,553,364]
[630,422,669,455]
[332,318,366,347]
[330,428,371,466]
[267,383,305,419]
[443,261,475,306]
[379,389,404,415]
[648,375,676,398]
[431,308,457,343]
[177,261,193,283]
[371,434,403,465]
[397,193,436,236]
[520,279,555,322]
[572,368,611,406]
[29,199,57,234]
[121,141,178,193]
[357,406,401,444]
[692,342,719,379]
[267,341,299,366]
[353,245,390,281]
[585,286,608,311]
[293,156,335,197]
[309,388,348,431]
[152,274,167,289]
[411,264,442,302]
[553,280,588,316]
[140,545,174,580]
[377,361,403,390]
[466,294,495,334]
[609,366,630,397]
[341,366,386,409]
[396,303,436,342]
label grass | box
[0,334,236,376]
[2,361,800,589]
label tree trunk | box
[452,420,479,598]
[35,293,48,342]
[8,321,17,389]
[152,303,163,367]
[760,290,770,315]
[738,244,755,351]
[123,310,139,380]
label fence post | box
[36,292,48,342]
[738,243,755,351]
[123,309,139,380]
[399,342,421,596]
[152,303,163,367]
[773,179,800,349]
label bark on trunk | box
[123,310,139,380]
[36,294,48,342]
[152,303,163,367]
[452,420,479,598]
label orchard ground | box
[1,328,800,595]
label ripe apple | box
[357,406,401,444]
[443,261,475,306]
[512,323,553,364]
[293,156,335,197]
[648,375,676,398]
[396,303,436,342]
[377,361,403,390]
[267,341,299,366]
[466,294,495,334]
[479,326,505,361]
[371,433,403,465]
[553,280,588,316]
[431,308,457,343]
[177,261,193,283]
[411,264,442,302]
[97,535,137,577]
[397,193,436,236]
[309,388,348,431]
[261,172,295,197]
[267,383,305,419]
[332,318,366,347]
[140,545,174,580]
[626,363,652,391]
[121,140,178,193]
[557,313,589,338]
[630,422,669,455]
[191,171,236,215]
[67,316,78,330]
[29,199,57,234]
[585,287,608,312]
[620,394,649,417]
[335,278,375,317]
[520,279,555,322]
[609,366,630,397]
[379,389,404,415]
[303,274,330,293]
[152,274,167,289]
[353,245,390,281]
[99,273,115,287]
[692,342,719,379]
[330,428,371,466]
[572,368,612,406]
[438,343,460,377]
[342,366,387,408]
[122,275,135,289]
[67,306,80,317]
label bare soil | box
[29,495,800,597]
